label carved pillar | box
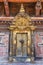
[9,29,13,62]
[35,0,42,16]
[31,30,34,63]
[30,26,36,63]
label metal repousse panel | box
[16,33,27,57]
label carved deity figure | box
[35,0,42,16]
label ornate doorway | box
[12,31,32,62]
[8,4,36,62]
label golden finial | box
[20,4,25,13]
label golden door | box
[13,31,32,59]
[16,33,27,57]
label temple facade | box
[0,0,43,62]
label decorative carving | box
[3,0,10,16]
[9,4,35,30]
[8,4,36,62]
[35,0,42,16]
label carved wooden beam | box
[3,0,10,16]
[31,17,43,21]
[0,17,43,21]
[0,0,43,2]
[0,17,43,26]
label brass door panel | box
[16,33,27,57]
